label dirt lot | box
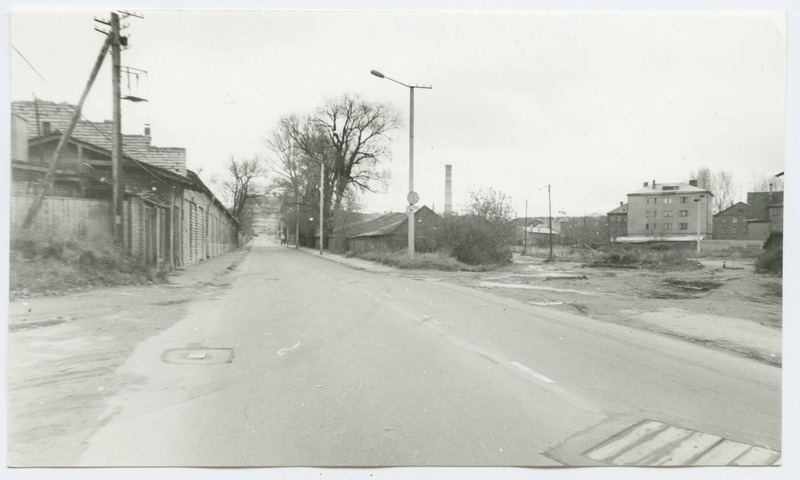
[393,254,783,366]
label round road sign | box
[407,191,419,205]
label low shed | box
[330,206,440,254]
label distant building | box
[606,202,628,241]
[243,195,282,237]
[745,191,784,243]
[515,225,560,248]
[328,206,440,254]
[622,179,713,242]
[713,202,748,240]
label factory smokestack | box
[445,165,453,215]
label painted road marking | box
[509,361,554,384]
[585,419,780,466]
[586,420,666,462]
[654,431,723,466]
[692,440,751,465]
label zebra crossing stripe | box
[584,419,780,466]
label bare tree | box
[751,172,784,192]
[691,167,715,193]
[465,187,515,227]
[691,167,739,213]
[220,156,268,221]
[713,170,735,212]
[315,94,399,213]
[280,94,399,215]
[267,95,399,239]
[267,114,337,240]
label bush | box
[437,214,513,266]
[755,248,782,275]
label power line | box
[11,44,67,100]
[12,42,171,186]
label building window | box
[680,223,689,230]
[731,227,737,234]
[732,218,737,224]
[772,209,781,217]
[679,210,689,217]
[645,211,649,217]
[721,228,727,234]
[680,197,688,203]
[664,211,673,217]
[664,197,673,204]
[664,223,672,230]
[647,198,650,204]
[646,223,649,230]
[653,211,658,217]
[721,217,727,223]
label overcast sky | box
[6,4,789,217]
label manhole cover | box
[162,348,234,364]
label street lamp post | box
[319,161,324,255]
[371,69,432,259]
[694,195,705,256]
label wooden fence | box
[9,195,114,243]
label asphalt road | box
[77,238,781,466]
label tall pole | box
[696,196,702,255]
[295,192,299,249]
[548,185,553,260]
[320,162,324,255]
[523,199,528,255]
[369,69,430,260]
[408,86,415,259]
[22,35,112,229]
[111,12,124,245]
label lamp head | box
[370,69,385,78]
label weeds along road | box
[11,239,781,467]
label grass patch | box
[10,237,166,296]
[520,245,603,263]
[353,250,497,271]
[664,278,722,292]
[591,245,700,270]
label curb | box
[294,247,395,274]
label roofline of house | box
[23,133,196,188]
[628,189,713,197]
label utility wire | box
[12,43,173,185]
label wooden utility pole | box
[111,12,124,245]
[523,199,528,255]
[548,185,553,260]
[22,35,113,229]
[295,192,300,249]
[319,162,324,255]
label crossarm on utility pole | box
[22,34,113,229]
